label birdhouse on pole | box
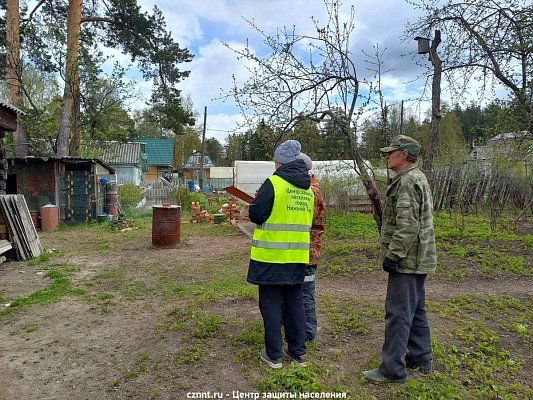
[414,36,430,54]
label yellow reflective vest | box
[250,175,314,264]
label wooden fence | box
[431,163,532,215]
[144,180,176,206]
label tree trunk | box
[56,0,83,158]
[71,74,82,156]
[6,0,28,157]
[422,30,442,185]
[345,124,383,232]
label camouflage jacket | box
[380,164,437,274]
[310,176,326,265]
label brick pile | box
[221,196,242,222]
[190,202,214,223]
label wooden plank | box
[14,195,42,258]
[0,239,12,255]
[6,196,32,260]
[0,197,25,260]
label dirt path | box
[321,274,533,301]
[0,223,531,399]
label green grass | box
[183,277,257,301]
[176,342,203,365]
[259,366,325,393]
[0,271,85,317]
[156,305,224,339]
[428,295,532,343]
[27,252,55,265]
[320,240,380,277]
[433,213,523,242]
[182,222,239,237]
[324,212,379,240]
[390,323,529,400]
[473,251,529,277]
[123,353,150,382]
[120,281,152,300]
[229,320,264,362]
[320,295,382,337]
[94,270,124,280]
[522,234,533,248]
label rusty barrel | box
[152,205,181,248]
[105,182,119,216]
[41,204,59,232]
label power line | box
[206,128,248,134]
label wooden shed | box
[6,156,115,223]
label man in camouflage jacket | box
[363,135,437,383]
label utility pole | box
[400,100,404,136]
[199,106,207,190]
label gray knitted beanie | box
[297,152,313,171]
[273,140,301,164]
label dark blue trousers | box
[379,272,431,379]
[303,265,317,341]
[259,284,306,360]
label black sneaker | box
[283,346,306,367]
[260,349,283,369]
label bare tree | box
[406,0,533,135]
[223,0,386,230]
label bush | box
[169,188,207,211]
[118,184,144,209]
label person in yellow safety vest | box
[247,140,314,369]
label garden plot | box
[0,212,531,400]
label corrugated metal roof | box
[97,142,145,164]
[0,99,26,115]
[488,131,531,142]
[131,137,175,166]
[9,156,115,174]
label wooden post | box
[422,30,442,186]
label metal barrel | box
[152,205,181,248]
[41,205,59,231]
[105,182,119,216]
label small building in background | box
[131,137,175,182]
[6,157,115,223]
[97,142,148,185]
[180,150,215,180]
